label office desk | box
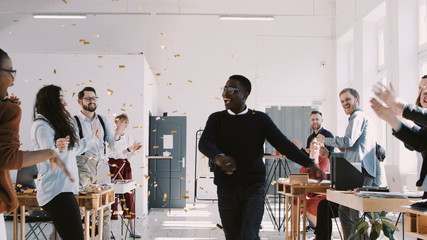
[402,207,427,239]
[278,182,330,240]
[13,189,114,240]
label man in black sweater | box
[198,75,324,240]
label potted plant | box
[349,211,399,240]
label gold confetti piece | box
[129,212,135,215]
[120,108,126,111]
[180,177,186,180]
[144,174,150,179]
[13,20,19,23]
[211,227,217,231]
[168,96,172,100]
[230,54,236,58]
[62,0,68,3]
[149,67,155,70]
[139,6,144,10]
[166,83,172,86]
[119,65,125,68]
[120,199,126,202]
[110,164,117,167]
[107,89,114,95]
[188,80,193,83]
[108,174,114,177]
[271,180,277,185]
[171,130,177,133]
[215,97,221,100]
[125,215,131,218]
[162,202,168,207]
[163,193,167,202]
[182,196,189,199]
[123,207,129,211]
[185,190,190,194]
[71,92,76,97]
[89,80,94,83]
[153,146,159,149]
[86,177,91,181]
[94,34,100,38]
[160,33,165,36]
[79,39,85,42]
[53,69,57,74]
[17,184,22,188]
[199,187,204,190]
[83,41,90,45]
[148,191,150,197]
[122,221,126,225]
[174,54,181,57]
[216,224,223,229]
[152,129,157,132]
[71,24,77,27]
[98,56,103,58]
[133,125,143,128]
[129,104,133,108]
[163,67,167,72]
[155,73,161,76]
[160,45,167,49]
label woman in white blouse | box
[31,85,96,240]
[108,113,142,238]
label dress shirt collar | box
[227,106,248,115]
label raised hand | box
[55,136,70,152]
[308,165,324,182]
[48,150,75,182]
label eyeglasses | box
[0,68,17,78]
[82,96,98,101]
[221,86,246,94]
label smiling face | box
[310,113,323,131]
[420,88,427,108]
[340,90,359,115]
[78,90,97,112]
[309,138,321,154]
[222,78,249,114]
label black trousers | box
[42,192,84,240]
[314,199,339,240]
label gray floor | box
[5,202,415,240]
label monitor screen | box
[330,156,363,190]
[16,165,38,189]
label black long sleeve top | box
[198,109,315,186]
[305,127,335,154]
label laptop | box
[384,165,423,198]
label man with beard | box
[292,110,334,157]
[199,75,324,240]
[75,87,120,240]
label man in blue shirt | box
[318,88,380,239]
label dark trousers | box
[217,183,265,240]
[314,199,339,240]
[42,192,84,240]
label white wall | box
[7,53,156,216]
[0,1,335,204]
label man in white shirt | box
[75,87,120,240]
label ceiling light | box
[33,14,87,19]
[219,15,274,21]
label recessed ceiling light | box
[33,14,87,19]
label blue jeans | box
[217,183,265,240]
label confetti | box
[171,130,177,133]
[185,190,189,194]
[83,41,90,45]
[148,191,150,197]
[150,67,155,70]
[129,104,133,108]
[120,108,126,111]
[94,34,100,38]
[139,6,144,10]
[271,180,277,185]
[62,0,68,3]
[215,97,221,100]
[98,56,103,58]
[144,174,150,179]
[71,24,77,27]
[153,146,159,149]
[108,174,114,177]
[154,181,158,187]
[168,96,172,100]
[230,54,236,58]
[199,187,204,190]
[120,199,126,202]
[133,125,143,128]
[162,202,168,207]
[79,39,85,42]
[188,80,193,83]
[166,83,172,86]
[152,129,157,132]
[216,224,223,229]
[119,65,125,68]
[180,177,186,180]
[125,215,131,218]
[174,54,181,57]
[13,20,19,23]
[107,89,114,95]
[17,184,22,188]
[160,33,165,36]
[210,227,217,231]
[181,196,189,199]
[155,73,161,76]
[163,193,168,201]
[160,45,167,49]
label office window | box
[420,0,427,46]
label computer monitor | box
[16,165,38,189]
[330,156,363,190]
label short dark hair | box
[311,110,322,116]
[422,75,427,79]
[0,49,10,68]
[339,88,360,99]
[229,75,251,94]
[78,87,97,99]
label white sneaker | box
[129,230,142,238]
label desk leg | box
[291,196,297,240]
[85,211,90,240]
[296,196,301,240]
[20,205,25,240]
[302,196,307,240]
[91,210,96,240]
[285,196,289,240]
[13,210,18,240]
[98,209,104,240]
